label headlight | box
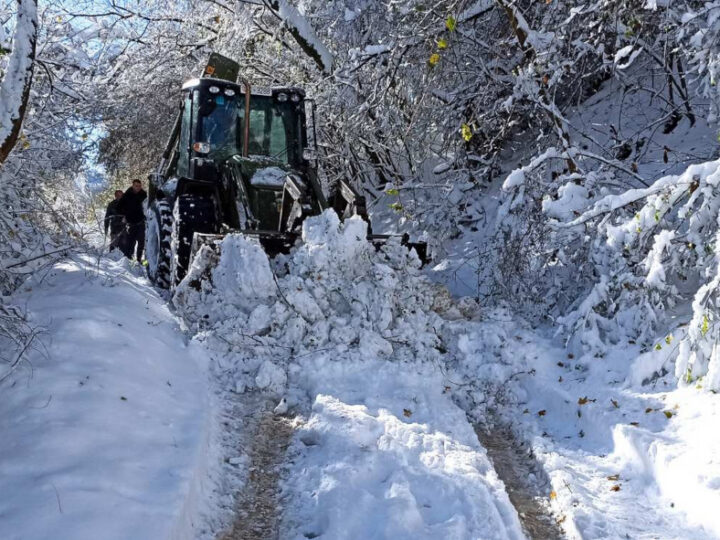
[208,86,220,94]
[224,88,236,96]
[193,142,210,154]
[277,92,288,102]
[290,93,301,102]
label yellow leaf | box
[665,335,673,345]
[446,16,457,32]
[549,490,557,499]
[22,140,30,150]
[460,123,473,142]
[702,314,710,336]
[56,15,63,23]
[437,38,448,49]
[664,410,673,419]
[428,53,440,67]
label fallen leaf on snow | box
[610,484,621,492]
[403,408,412,417]
[607,474,620,481]
[538,409,547,416]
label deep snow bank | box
[0,255,210,540]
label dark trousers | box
[124,222,145,261]
[109,227,126,252]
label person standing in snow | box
[104,189,126,252]
[117,179,147,262]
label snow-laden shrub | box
[502,151,720,389]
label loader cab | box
[171,78,309,181]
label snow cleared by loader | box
[174,210,530,539]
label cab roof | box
[181,77,305,98]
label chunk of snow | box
[502,169,525,190]
[615,45,642,70]
[543,181,590,220]
[250,166,287,187]
[255,360,287,394]
[276,0,334,73]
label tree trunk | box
[0,0,38,165]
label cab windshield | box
[195,91,302,166]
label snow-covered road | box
[3,213,719,540]
[0,255,210,540]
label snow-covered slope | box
[0,255,211,540]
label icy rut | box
[474,422,564,540]
[219,399,298,540]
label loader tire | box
[171,194,218,286]
[146,199,173,289]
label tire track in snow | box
[474,422,565,540]
[218,403,298,540]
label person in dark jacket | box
[104,189,126,252]
[117,179,147,261]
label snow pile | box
[174,210,442,395]
[0,255,211,540]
